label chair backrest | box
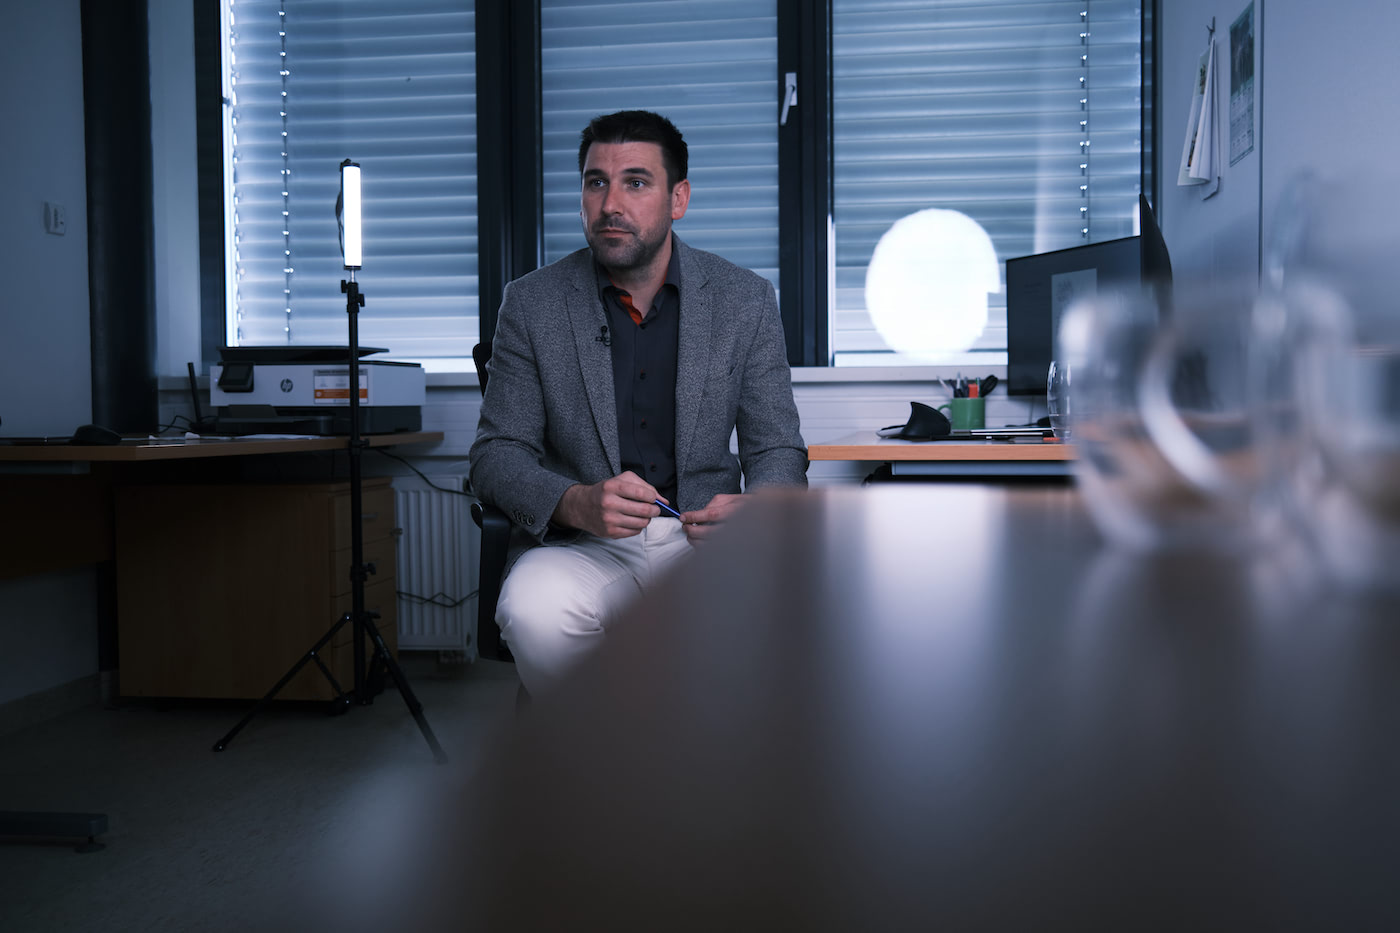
[472,342,490,392]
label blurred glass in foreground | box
[1265,170,1400,590]
[1056,168,1400,589]
[1056,283,1264,553]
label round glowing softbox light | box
[864,208,1000,358]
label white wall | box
[1258,1,1400,249]
[0,0,92,434]
[0,0,101,708]
[0,570,100,707]
[1158,0,1262,284]
[1159,0,1400,284]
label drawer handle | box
[360,512,379,522]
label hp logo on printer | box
[280,378,294,393]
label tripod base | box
[214,610,448,764]
[212,272,446,763]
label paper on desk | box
[234,434,325,440]
[176,432,324,441]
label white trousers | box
[495,516,693,694]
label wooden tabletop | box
[809,430,1073,461]
[0,430,443,462]
[342,485,1400,931]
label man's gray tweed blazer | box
[469,236,808,564]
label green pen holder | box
[939,397,985,431]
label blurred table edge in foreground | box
[331,484,1400,932]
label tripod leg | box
[309,651,353,715]
[212,613,353,752]
[356,612,449,764]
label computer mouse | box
[69,423,122,445]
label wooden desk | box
[1,431,443,696]
[1,432,441,577]
[363,486,1400,930]
[810,430,1074,477]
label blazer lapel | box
[566,255,622,474]
[673,238,712,472]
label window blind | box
[223,0,476,364]
[539,0,780,291]
[832,0,1143,363]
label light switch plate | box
[44,201,66,236]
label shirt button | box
[640,419,647,429]
[640,370,647,379]
[649,464,656,472]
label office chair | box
[470,343,513,663]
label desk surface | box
[364,485,1400,931]
[0,430,442,462]
[809,430,1073,461]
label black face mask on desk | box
[876,401,951,440]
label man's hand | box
[679,493,746,544]
[553,471,664,538]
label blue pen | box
[654,499,682,519]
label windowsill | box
[421,363,1008,389]
[165,364,1010,392]
[791,364,1005,383]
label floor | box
[0,656,522,933]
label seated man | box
[469,110,807,694]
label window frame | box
[474,0,543,352]
[777,0,832,367]
[194,0,226,366]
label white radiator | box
[393,475,477,655]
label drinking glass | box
[1046,360,1071,439]
[1055,285,1264,553]
[1265,168,1400,589]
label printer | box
[208,346,425,435]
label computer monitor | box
[1004,194,1171,397]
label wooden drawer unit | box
[115,477,399,700]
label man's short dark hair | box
[578,110,689,189]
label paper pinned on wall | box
[1177,38,1219,191]
[1192,40,1218,186]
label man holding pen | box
[469,110,807,694]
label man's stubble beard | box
[585,217,671,275]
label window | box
[830,0,1145,366]
[218,0,476,367]
[203,1,1150,372]
[539,0,780,291]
